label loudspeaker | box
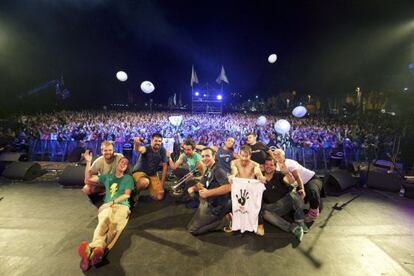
[403,177,414,199]
[363,166,401,192]
[2,162,41,180]
[58,164,85,187]
[324,169,356,195]
[0,152,28,162]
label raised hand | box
[279,162,290,174]
[83,149,93,162]
[235,189,249,206]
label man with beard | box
[229,145,266,235]
[132,133,168,201]
[82,141,124,205]
[187,147,232,235]
[230,146,266,182]
[261,158,308,242]
[167,139,205,197]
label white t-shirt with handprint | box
[231,177,265,233]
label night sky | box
[0,0,413,109]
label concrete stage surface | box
[1,171,414,276]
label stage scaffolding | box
[191,83,223,114]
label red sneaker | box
[90,247,105,266]
[78,241,91,272]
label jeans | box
[187,199,229,235]
[261,190,304,232]
[305,176,323,210]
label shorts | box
[132,171,164,197]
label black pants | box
[187,199,229,235]
[304,176,323,210]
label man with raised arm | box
[82,141,124,205]
[78,150,134,272]
[132,133,168,201]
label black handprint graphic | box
[236,189,249,206]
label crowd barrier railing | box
[29,139,376,171]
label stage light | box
[255,95,259,99]
[403,87,408,92]
[217,95,222,100]
[195,92,199,96]
[203,93,207,97]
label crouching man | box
[78,150,134,272]
[187,147,232,235]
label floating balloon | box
[274,119,291,135]
[292,106,307,118]
[256,116,267,126]
[168,115,183,127]
[268,54,277,64]
[116,71,128,82]
[140,81,155,94]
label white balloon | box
[274,119,291,135]
[116,71,128,82]
[292,106,307,118]
[256,116,267,126]
[268,54,277,64]
[140,81,155,94]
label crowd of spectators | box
[0,110,398,156]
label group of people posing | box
[78,132,323,272]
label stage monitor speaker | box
[324,169,356,195]
[0,152,28,162]
[2,161,41,181]
[402,177,414,199]
[363,166,401,192]
[58,164,85,188]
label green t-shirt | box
[182,152,202,172]
[98,173,135,207]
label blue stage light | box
[217,95,222,100]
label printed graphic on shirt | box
[231,178,265,233]
[110,183,118,198]
[234,189,249,214]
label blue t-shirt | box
[135,145,168,176]
[216,147,235,174]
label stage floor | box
[1,177,414,276]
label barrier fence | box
[28,139,391,172]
